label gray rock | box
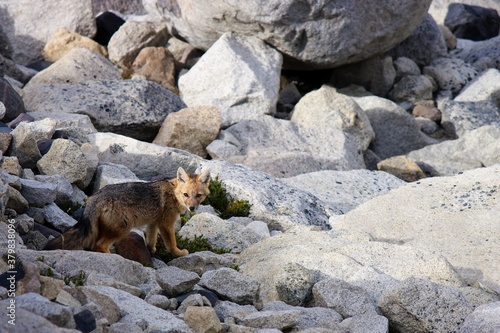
[23,80,186,142]
[393,57,421,80]
[214,301,258,324]
[353,95,438,159]
[179,213,269,253]
[92,162,142,192]
[19,249,150,286]
[313,278,379,318]
[29,111,97,136]
[243,310,300,330]
[88,286,192,332]
[441,100,500,137]
[25,48,120,88]
[291,84,374,152]
[108,21,170,69]
[9,119,56,168]
[19,178,57,207]
[0,307,79,333]
[379,277,474,333]
[155,266,200,297]
[459,301,500,333]
[339,313,389,333]
[177,294,212,314]
[454,68,500,103]
[387,13,447,66]
[452,34,500,70]
[5,186,29,214]
[208,115,365,178]
[423,57,477,93]
[330,55,396,97]
[263,301,344,331]
[34,175,73,206]
[202,160,339,230]
[275,262,319,307]
[145,294,171,310]
[13,292,75,328]
[334,165,500,293]
[199,267,260,305]
[37,139,88,184]
[406,125,500,176]
[66,286,120,324]
[87,132,202,180]
[168,251,234,276]
[42,203,78,232]
[388,74,435,104]
[0,219,25,258]
[0,0,95,65]
[153,0,432,69]
[283,169,405,214]
[84,272,142,297]
[179,33,282,127]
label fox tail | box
[43,214,95,250]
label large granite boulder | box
[149,0,432,69]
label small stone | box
[156,266,200,297]
[145,294,171,310]
[412,104,442,122]
[243,310,300,330]
[43,28,108,62]
[153,106,221,158]
[184,306,223,333]
[42,203,78,232]
[131,46,178,94]
[0,156,23,176]
[9,119,56,168]
[377,156,426,182]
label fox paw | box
[175,249,189,257]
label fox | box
[43,167,211,257]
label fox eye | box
[183,193,189,197]
[196,194,202,198]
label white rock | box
[291,85,374,152]
[179,32,282,127]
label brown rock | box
[43,28,108,62]
[412,104,442,122]
[131,47,178,94]
[114,232,152,266]
[153,106,221,158]
[0,132,12,154]
[40,276,66,301]
[184,306,223,333]
[1,156,23,176]
[377,156,426,182]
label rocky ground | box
[0,0,499,333]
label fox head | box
[175,166,211,213]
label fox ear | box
[177,167,188,183]
[199,168,210,184]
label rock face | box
[152,0,432,69]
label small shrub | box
[64,270,86,286]
[206,176,252,219]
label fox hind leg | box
[145,224,159,253]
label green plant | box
[64,270,86,287]
[206,177,252,219]
[180,211,196,227]
[155,233,230,263]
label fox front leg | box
[158,220,188,257]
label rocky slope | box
[0,1,499,333]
